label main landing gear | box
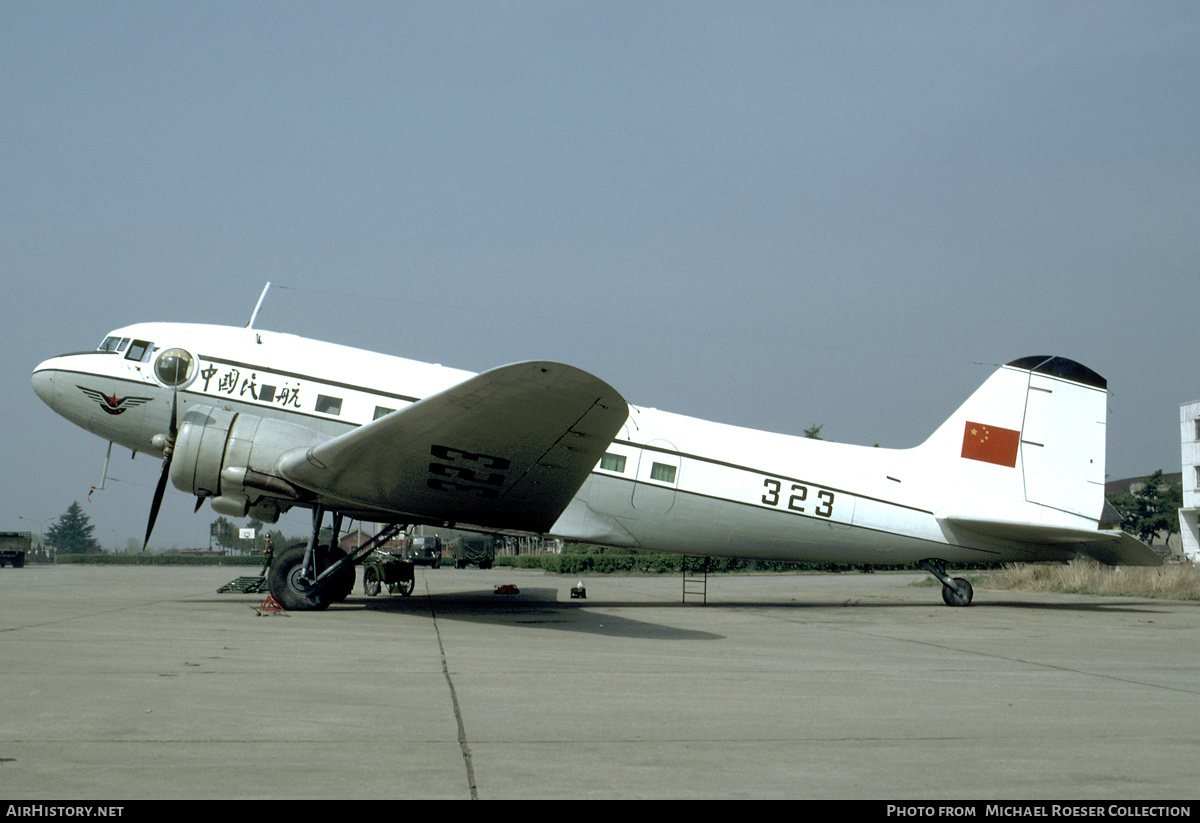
[919,559,974,607]
[267,505,407,611]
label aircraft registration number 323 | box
[761,478,836,518]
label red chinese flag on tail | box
[960,421,1021,467]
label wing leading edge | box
[277,361,628,534]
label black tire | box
[325,547,355,603]
[941,577,973,607]
[268,546,330,611]
[364,566,381,597]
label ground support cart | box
[361,551,416,597]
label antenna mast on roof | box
[246,282,270,329]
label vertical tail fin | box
[916,356,1108,523]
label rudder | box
[1013,356,1107,519]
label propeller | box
[143,391,178,551]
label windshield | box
[124,340,153,362]
[97,335,129,353]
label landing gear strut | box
[268,505,349,611]
[267,505,408,611]
[269,543,330,611]
[919,559,974,607]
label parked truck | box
[0,532,30,568]
[404,535,442,568]
[451,534,496,569]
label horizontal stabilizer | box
[939,511,1116,544]
[939,512,1161,566]
[1072,530,1164,567]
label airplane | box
[31,316,1161,610]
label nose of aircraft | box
[31,359,60,408]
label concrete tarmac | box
[1,564,1198,800]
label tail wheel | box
[941,577,974,607]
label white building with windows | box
[1180,400,1200,562]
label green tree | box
[1108,470,1183,544]
[45,501,102,554]
[803,423,824,440]
[210,517,238,551]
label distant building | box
[1180,400,1200,562]
[339,527,405,554]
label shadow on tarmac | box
[353,586,724,640]
[292,583,1179,640]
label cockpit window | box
[154,348,195,387]
[125,340,153,362]
[97,336,130,353]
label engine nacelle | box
[170,405,329,521]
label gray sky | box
[4,2,1198,550]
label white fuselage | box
[32,322,1066,566]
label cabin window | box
[650,462,677,484]
[374,406,395,420]
[154,348,195,387]
[125,340,153,362]
[315,395,342,416]
[600,453,627,473]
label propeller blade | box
[142,392,179,552]
[143,459,170,551]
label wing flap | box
[277,361,628,533]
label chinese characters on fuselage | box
[200,364,303,409]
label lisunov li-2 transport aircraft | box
[32,317,1160,609]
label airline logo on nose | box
[77,386,153,415]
